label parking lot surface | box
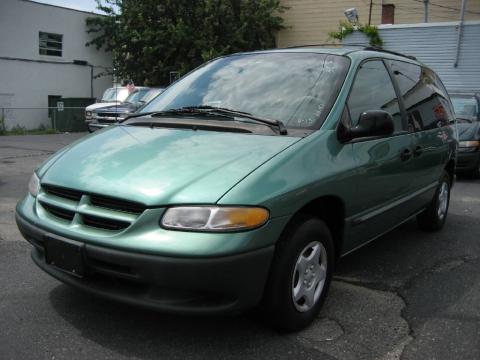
[1,133,479,360]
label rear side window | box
[451,97,479,121]
[387,60,453,131]
[347,60,403,132]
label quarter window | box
[387,60,453,131]
[39,32,63,57]
[347,60,403,132]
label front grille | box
[83,214,130,231]
[97,112,119,117]
[97,119,117,124]
[42,184,82,201]
[39,201,75,221]
[38,184,145,232]
[90,195,145,215]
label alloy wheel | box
[291,241,328,312]
[437,181,449,220]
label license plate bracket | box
[44,235,85,278]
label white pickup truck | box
[85,87,130,125]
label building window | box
[382,4,395,24]
[39,32,63,57]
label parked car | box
[450,93,480,177]
[16,47,457,332]
[84,87,130,124]
[88,87,164,132]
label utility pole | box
[424,0,429,23]
[368,0,373,25]
[89,65,94,98]
[454,0,468,67]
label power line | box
[411,0,480,16]
[370,1,477,21]
[376,2,461,21]
[352,0,477,22]
[394,6,461,21]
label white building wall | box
[0,0,113,129]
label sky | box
[32,0,102,13]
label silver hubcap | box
[437,182,449,220]
[292,241,327,312]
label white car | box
[85,87,130,124]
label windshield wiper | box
[181,106,288,135]
[125,106,288,135]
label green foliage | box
[0,116,5,135]
[328,21,383,47]
[7,125,27,135]
[360,24,383,47]
[86,0,287,86]
[45,128,58,134]
[0,124,57,136]
[328,21,355,42]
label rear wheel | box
[417,172,450,231]
[262,216,334,332]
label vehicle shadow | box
[335,176,480,330]
[337,176,480,281]
[48,285,332,360]
[48,179,480,359]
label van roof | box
[234,45,420,65]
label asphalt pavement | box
[1,133,479,360]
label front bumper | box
[16,212,275,314]
[87,122,110,132]
[456,151,480,172]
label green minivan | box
[16,47,457,331]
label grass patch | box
[1,124,58,136]
[0,116,5,135]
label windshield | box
[141,53,350,129]
[102,88,130,102]
[124,88,150,103]
[451,97,478,120]
[101,88,114,101]
[142,88,164,103]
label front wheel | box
[417,172,451,231]
[262,216,334,332]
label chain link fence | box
[0,107,89,134]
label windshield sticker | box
[204,100,223,107]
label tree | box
[86,0,286,86]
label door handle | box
[400,148,412,161]
[414,145,423,157]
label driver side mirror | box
[338,110,394,142]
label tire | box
[417,172,451,231]
[262,215,334,332]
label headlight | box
[161,206,269,232]
[459,140,480,148]
[28,172,40,197]
[85,111,92,119]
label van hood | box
[40,126,300,206]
